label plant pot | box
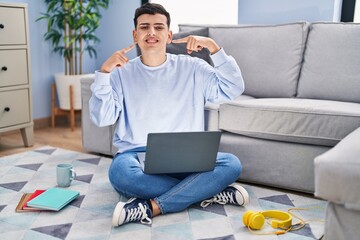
[55,73,92,110]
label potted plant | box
[38,0,109,110]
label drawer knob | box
[4,107,10,112]
[1,66,7,71]
[0,24,4,29]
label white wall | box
[354,0,360,22]
[238,0,343,24]
[153,0,238,32]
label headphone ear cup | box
[243,211,265,230]
[249,213,265,230]
[243,210,255,226]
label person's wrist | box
[207,39,221,55]
[100,65,111,73]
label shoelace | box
[200,189,236,208]
[125,202,152,225]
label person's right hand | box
[100,44,136,73]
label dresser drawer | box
[0,6,26,45]
[0,49,28,87]
[0,89,30,128]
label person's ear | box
[133,30,137,43]
[167,30,173,44]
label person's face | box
[133,13,172,54]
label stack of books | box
[16,188,80,212]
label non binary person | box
[89,3,249,227]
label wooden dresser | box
[0,2,33,147]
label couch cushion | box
[179,23,309,98]
[205,95,255,131]
[315,127,360,211]
[297,22,360,103]
[219,98,360,146]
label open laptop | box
[137,131,221,174]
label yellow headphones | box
[243,210,292,235]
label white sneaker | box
[200,183,250,207]
[112,198,153,227]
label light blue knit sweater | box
[89,49,244,153]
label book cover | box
[15,193,32,213]
[27,188,80,211]
[22,189,46,210]
[15,193,47,213]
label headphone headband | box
[261,210,292,228]
[243,210,292,230]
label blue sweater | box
[89,49,244,153]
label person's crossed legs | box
[109,151,250,227]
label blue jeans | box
[108,151,242,214]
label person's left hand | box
[172,35,220,55]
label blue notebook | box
[27,188,79,211]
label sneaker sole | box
[230,183,250,206]
[112,201,127,227]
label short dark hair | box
[134,3,171,28]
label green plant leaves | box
[37,0,110,74]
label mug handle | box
[70,168,76,180]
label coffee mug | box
[57,163,76,187]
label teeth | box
[146,38,157,43]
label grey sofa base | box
[81,76,117,156]
[315,127,360,240]
[324,203,360,240]
[219,132,330,193]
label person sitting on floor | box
[89,2,249,227]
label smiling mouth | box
[145,38,158,44]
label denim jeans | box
[108,151,242,214]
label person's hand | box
[172,36,220,55]
[100,44,136,73]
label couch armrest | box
[205,102,220,131]
[206,94,255,132]
[315,127,360,210]
[81,76,117,156]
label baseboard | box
[33,117,51,129]
[34,113,81,129]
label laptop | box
[138,131,221,174]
